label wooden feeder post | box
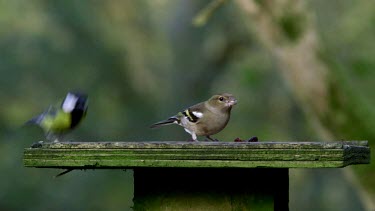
[24,141,370,211]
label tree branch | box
[192,0,228,27]
[236,0,375,209]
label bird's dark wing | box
[151,102,205,128]
[182,102,205,123]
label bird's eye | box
[219,97,224,101]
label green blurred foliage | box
[0,0,373,210]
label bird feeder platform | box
[24,141,370,211]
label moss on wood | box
[23,141,370,169]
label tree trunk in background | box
[236,0,375,209]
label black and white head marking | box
[62,93,79,113]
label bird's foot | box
[209,138,220,142]
[205,136,219,142]
[234,136,259,142]
[187,139,199,142]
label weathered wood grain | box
[23,141,370,169]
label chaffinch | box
[151,93,237,141]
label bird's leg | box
[187,133,199,142]
[46,132,58,142]
[233,136,258,142]
[52,134,65,143]
[53,135,62,143]
[46,132,65,143]
[205,136,219,142]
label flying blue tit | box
[26,92,88,142]
[151,93,237,141]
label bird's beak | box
[227,99,237,106]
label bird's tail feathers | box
[150,117,178,128]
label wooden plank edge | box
[23,159,369,169]
[27,141,369,149]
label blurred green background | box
[1,0,374,210]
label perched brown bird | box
[151,93,237,141]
